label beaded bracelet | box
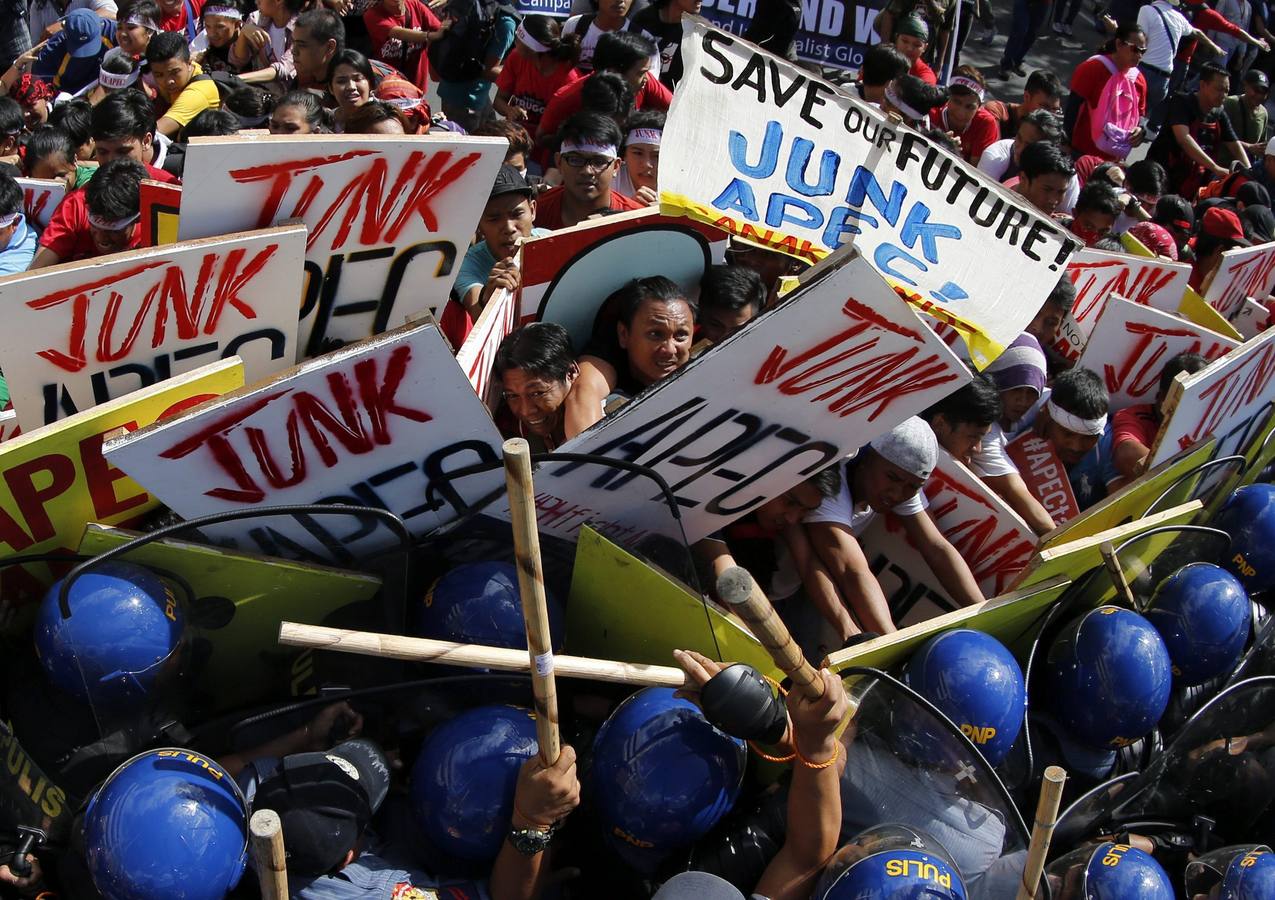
[794,741,842,770]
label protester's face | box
[1071,209,1116,244]
[1044,418,1100,466]
[622,57,652,91]
[1024,89,1060,114]
[699,302,755,346]
[1199,73,1229,110]
[623,141,659,192]
[946,91,979,131]
[293,25,335,81]
[933,416,990,464]
[754,481,823,530]
[1245,82,1269,107]
[257,0,286,18]
[861,452,926,512]
[478,193,535,258]
[501,366,576,438]
[89,221,137,256]
[1001,386,1038,424]
[382,0,406,12]
[117,22,152,56]
[30,151,76,189]
[674,0,702,14]
[203,14,240,47]
[1021,172,1069,215]
[1114,33,1147,69]
[22,99,48,131]
[557,148,619,206]
[151,56,194,100]
[158,0,183,13]
[1012,122,1043,164]
[895,33,925,62]
[617,297,694,386]
[94,133,152,166]
[603,0,632,17]
[729,246,796,290]
[269,103,313,134]
[1028,301,1065,345]
[331,64,372,111]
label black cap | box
[490,163,534,200]
[1246,69,1271,92]
[1154,194,1195,233]
[251,739,391,876]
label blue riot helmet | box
[591,688,746,874]
[1047,842,1173,899]
[1222,847,1275,899]
[1216,483,1275,594]
[1146,563,1251,686]
[903,629,1026,766]
[1046,606,1172,749]
[411,704,539,861]
[34,561,183,710]
[415,561,565,650]
[83,748,247,900]
[815,824,967,899]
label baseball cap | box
[897,13,930,40]
[1127,222,1179,260]
[1154,194,1194,233]
[489,163,534,200]
[1246,69,1271,93]
[868,416,937,481]
[63,9,106,58]
[653,873,747,900]
[250,739,391,876]
[1201,206,1251,246]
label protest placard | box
[0,225,307,432]
[0,410,20,445]
[658,18,1078,366]
[858,450,1037,624]
[1006,432,1080,524]
[456,285,516,407]
[0,359,243,625]
[1232,298,1271,339]
[1075,296,1239,412]
[1148,327,1275,467]
[103,320,506,565]
[177,134,507,358]
[518,208,727,347]
[16,177,64,230]
[1202,240,1275,320]
[139,179,181,247]
[527,247,969,546]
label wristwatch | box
[507,821,558,856]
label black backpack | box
[428,0,520,83]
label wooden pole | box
[250,809,288,900]
[715,566,824,699]
[278,622,684,687]
[1100,541,1137,608]
[1016,765,1067,900]
[503,437,562,766]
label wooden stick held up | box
[277,622,685,687]
[1016,766,1067,900]
[250,809,288,900]
[1101,540,1137,608]
[503,438,562,766]
[715,566,824,699]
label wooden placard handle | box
[715,566,824,699]
[250,809,288,900]
[1016,766,1067,900]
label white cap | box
[868,416,938,481]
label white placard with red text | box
[456,285,516,406]
[1232,298,1271,340]
[1149,327,1275,467]
[1006,432,1080,524]
[526,248,971,546]
[0,225,307,432]
[17,177,65,230]
[1202,241,1275,321]
[176,134,507,359]
[1076,296,1239,412]
[103,320,506,564]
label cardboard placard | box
[1005,432,1080,524]
[0,410,20,445]
[139,179,181,247]
[858,450,1037,623]
[0,225,307,432]
[455,285,516,407]
[1202,240,1275,320]
[1232,298,1271,340]
[176,134,507,358]
[1075,296,1239,412]
[1178,285,1245,341]
[17,177,65,230]
[659,19,1077,367]
[1148,327,1275,467]
[517,208,728,347]
[103,320,506,564]
[0,358,244,624]
[78,523,381,711]
[529,247,970,546]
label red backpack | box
[1089,55,1141,159]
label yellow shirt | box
[162,64,222,128]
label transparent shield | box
[1142,456,1248,520]
[1050,772,1140,856]
[1110,526,1234,614]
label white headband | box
[560,139,617,157]
[1046,397,1108,436]
[516,22,552,54]
[99,67,138,89]
[949,75,985,100]
[885,85,925,122]
[203,4,244,18]
[625,127,661,147]
[87,211,140,231]
[123,13,159,30]
[0,212,22,229]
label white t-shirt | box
[978,138,1081,214]
[969,423,1018,478]
[805,459,928,536]
[1138,0,1192,72]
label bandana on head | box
[10,74,53,110]
[515,22,551,54]
[885,85,925,122]
[87,211,140,232]
[99,66,139,89]
[949,75,985,100]
[123,12,160,30]
[986,333,1047,397]
[202,4,243,18]
[625,127,662,147]
[560,139,617,158]
[1046,397,1108,436]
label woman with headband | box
[114,0,158,58]
[493,15,577,138]
[613,107,660,204]
[362,0,451,90]
[929,65,998,165]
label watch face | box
[510,827,554,855]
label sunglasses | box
[1121,39,1149,53]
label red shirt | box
[159,0,203,37]
[1111,404,1159,450]
[1069,55,1148,160]
[929,105,999,163]
[1178,6,1246,62]
[363,0,441,89]
[39,189,143,262]
[532,185,643,230]
[496,52,575,137]
[910,57,937,85]
[143,162,179,185]
[538,73,672,139]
